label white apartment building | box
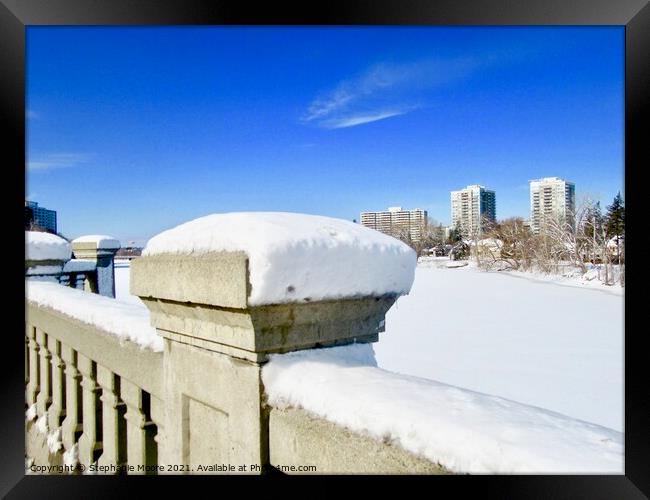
[360,206,428,242]
[450,185,496,238]
[529,177,576,234]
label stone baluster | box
[61,346,82,451]
[47,337,66,431]
[97,366,127,471]
[77,354,103,466]
[150,395,166,469]
[35,328,51,418]
[121,379,157,473]
[26,325,39,407]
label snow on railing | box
[262,343,623,474]
[26,281,161,351]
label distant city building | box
[115,246,143,259]
[360,206,428,242]
[450,185,496,238]
[25,200,57,233]
[529,177,576,234]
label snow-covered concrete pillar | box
[131,212,416,474]
[25,231,72,279]
[71,235,120,298]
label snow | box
[25,265,63,275]
[72,234,121,249]
[26,404,37,422]
[142,212,416,305]
[375,259,623,431]
[114,259,143,305]
[47,428,63,454]
[36,414,48,434]
[25,231,71,261]
[26,280,162,352]
[492,263,624,293]
[63,443,79,468]
[477,238,503,248]
[26,275,60,284]
[263,343,622,474]
[63,259,96,272]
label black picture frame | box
[3,0,648,497]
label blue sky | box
[26,26,624,245]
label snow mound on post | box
[72,234,121,249]
[25,231,72,261]
[143,212,417,305]
[263,343,623,474]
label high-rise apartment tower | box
[450,185,496,238]
[529,177,576,234]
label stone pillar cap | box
[72,235,121,249]
[25,231,71,262]
[132,212,416,308]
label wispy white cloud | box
[302,57,484,129]
[27,153,92,171]
[321,110,409,129]
[26,110,40,120]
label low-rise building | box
[360,207,428,242]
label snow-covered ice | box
[26,280,162,352]
[375,260,623,431]
[25,231,71,261]
[263,343,623,474]
[142,212,416,305]
[72,234,121,249]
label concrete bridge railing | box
[25,302,164,472]
[26,213,624,475]
[25,214,448,474]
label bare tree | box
[414,217,446,256]
[391,217,447,257]
[391,223,414,249]
[467,214,499,269]
[485,217,534,271]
